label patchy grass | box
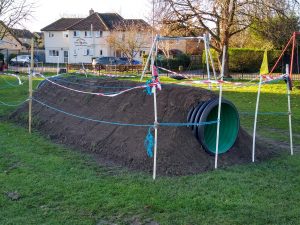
[0,74,300,225]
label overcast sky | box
[25,0,151,32]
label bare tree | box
[156,0,300,76]
[0,0,35,39]
[106,20,152,64]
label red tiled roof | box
[41,18,83,31]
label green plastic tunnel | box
[187,98,240,154]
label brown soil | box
[10,77,278,176]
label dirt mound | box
[10,77,275,176]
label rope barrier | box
[31,97,218,157]
[1,73,22,85]
[0,76,21,87]
[239,111,289,116]
[0,99,29,107]
[46,77,140,89]
[36,73,147,97]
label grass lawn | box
[0,74,300,225]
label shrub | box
[203,48,281,73]
[156,54,191,70]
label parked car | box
[119,57,142,65]
[95,57,126,67]
[10,55,38,67]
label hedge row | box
[143,54,191,70]
[203,48,282,73]
[143,48,285,73]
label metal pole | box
[29,38,34,134]
[207,41,217,80]
[252,75,263,162]
[286,64,294,155]
[140,35,157,81]
[289,32,296,82]
[204,33,211,80]
[269,35,293,74]
[215,46,226,169]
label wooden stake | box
[29,38,34,133]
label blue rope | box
[239,111,288,116]
[0,99,29,107]
[145,79,153,95]
[32,98,218,158]
[144,127,154,158]
[160,121,219,127]
[32,98,153,127]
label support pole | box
[269,35,293,74]
[204,33,211,81]
[215,46,226,169]
[151,41,158,180]
[29,38,34,134]
[140,35,157,81]
[252,75,263,162]
[289,32,296,82]
[153,87,158,180]
[286,65,294,156]
[207,41,217,80]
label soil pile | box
[10,77,276,176]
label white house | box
[41,10,152,64]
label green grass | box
[0,74,300,225]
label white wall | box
[44,30,152,64]
[44,31,70,63]
[68,31,111,64]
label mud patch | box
[10,77,278,176]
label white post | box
[252,75,263,162]
[153,87,158,180]
[29,38,34,134]
[215,46,226,169]
[286,65,294,155]
[151,40,158,180]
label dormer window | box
[73,31,80,37]
[95,31,103,38]
[84,31,92,37]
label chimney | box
[89,8,94,15]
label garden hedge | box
[203,48,282,73]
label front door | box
[64,51,68,63]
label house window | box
[100,50,103,56]
[85,31,92,37]
[73,49,77,56]
[73,31,80,37]
[63,32,69,38]
[49,32,54,37]
[83,48,93,56]
[49,50,59,56]
[95,31,103,38]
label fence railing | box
[5,64,300,81]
